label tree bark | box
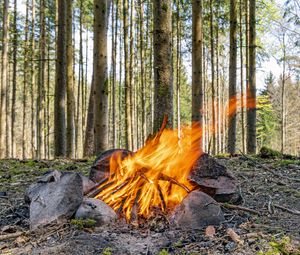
[0,0,9,158]
[13,0,20,158]
[66,0,75,158]
[153,0,173,132]
[93,0,109,154]
[228,0,237,155]
[54,0,67,157]
[246,0,256,154]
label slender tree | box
[93,0,109,154]
[192,0,203,149]
[246,0,256,153]
[66,0,75,158]
[153,0,173,131]
[13,0,19,157]
[228,0,237,154]
[54,0,67,157]
[0,0,9,158]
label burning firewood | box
[90,116,202,222]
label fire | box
[94,122,202,221]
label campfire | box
[90,117,202,221]
[25,116,237,230]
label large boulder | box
[29,172,83,229]
[75,198,117,226]
[89,149,133,183]
[188,153,238,202]
[170,190,224,229]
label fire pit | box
[25,119,237,230]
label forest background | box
[0,0,299,159]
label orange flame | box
[95,123,202,221]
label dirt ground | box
[0,155,300,255]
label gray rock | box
[170,190,224,229]
[79,174,96,195]
[30,173,83,229]
[89,149,133,183]
[25,170,63,203]
[189,153,238,202]
[75,198,117,226]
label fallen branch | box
[274,204,300,215]
[220,203,260,215]
[0,232,24,241]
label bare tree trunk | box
[239,0,245,153]
[228,0,237,155]
[129,0,135,150]
[37,0,46,159]
[153,0,173,132]
[66,0,75,158]
[246,0,256,153]
[123,0,131,149]
[13,0,20,158]
[83,77,94,157]
[54,0,67,157]
[93,0,109,154]
[281,33,286,154]
[0,0,9,158]
[31,0,36,158]
[138,0,146,144]
[209,0,216,155]
[176,1,181,138]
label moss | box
[278,159,300,166]
[102,247,113,255]
[259,146,282,159]
[70,218,96,229]
[258,236,300,255]
[161,3,168,12]
[215,153,231,158]
[157,249,170,255]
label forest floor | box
[0,155,300,255]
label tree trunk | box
[228,0,237,155]
[37,0,46,159]
[246,0,256,153]
[0,0,9,158]
[66,0,75,158]
[153,0,173,132]
[54,0,67,157]
[123,0,132,149]
[210,0,216,155]
[93,0,109,154]
[239,0,245,153]
[31,0,36,158]
[13,0,20,158]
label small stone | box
[225,241,237,251]
[30,173,83,229]
[205,225,216,237]
[89,149,133,183]
[75,198,117,226]
[170,190,224,229]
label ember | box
[94,117,203,221]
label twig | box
[86,179,115,198]
[156,183,166,212]
[274,204,300,215]
[158,173,191,193]
[0,231,25,241]
[220,203,260,215]
[239,150,300,183]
